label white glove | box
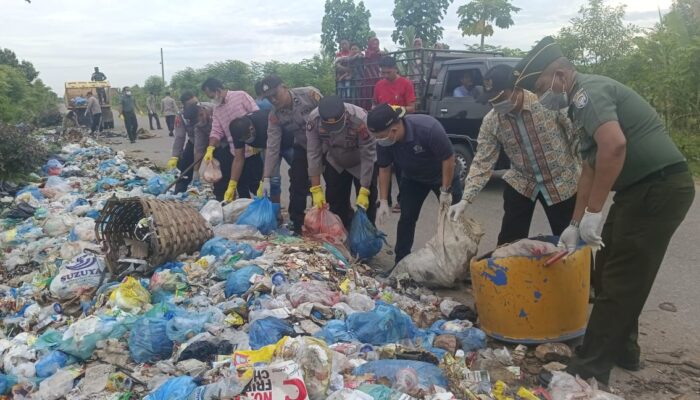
[439,190,452,208]
[377,200,391,225]
[580,208,604,249]
[448,199,469,222]
[557,225,580,253]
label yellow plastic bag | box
[109,277,151,313]
[233,343,278,381]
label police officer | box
[168,92,212,193]
[260,75,323,233]
[306,95,378,228]
[515,36,695,385]
[367,104,462,264]
[225,108,270,201]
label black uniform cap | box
[318,95,346,132]
[367,103,406,133]
[260,75,284,98]
[482,64,517,102]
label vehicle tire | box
[453,143,474,182]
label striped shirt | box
[210,90,259,156]
[462,90,581,206]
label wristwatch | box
[440,186,451,193]
[570,219,580,228]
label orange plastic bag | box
[303,205,348,250]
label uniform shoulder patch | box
[573,89,588,109]
[306,119,316,132]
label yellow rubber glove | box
[224,180,238,202]
[356,187,370,210]
[167,157,178,170]
[310,185,326,208]
[257,181,264,198]
[203,145,216,162]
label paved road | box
[105,114,700,396]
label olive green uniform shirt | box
[570,73,685,190]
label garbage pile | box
[0,139,624,399]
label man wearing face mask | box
[368,104,462,264]
[449,64,580,245]
[306,95,378,228]
[516,36,694,386]
[226,108,270,201]
[259,75,323,234]
[201,78,259,201]
[169,91,213,193]
[119,87,140,143]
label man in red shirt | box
[373,56,416,113]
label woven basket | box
[95,197,213,275]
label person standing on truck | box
[91,67,107,104]
[368,104,462,264]
[515,36,694,386]
[201,77,259,201]
[146,92,163,131]
[85,91,102,134]
[335,39,352,98]
[259,75,323,234]
[223,109,269,201]
[360,36,383,110]
[306,95,378,228]
[120,87,139,143]
[448,64,580,245]
[161,92,179,137]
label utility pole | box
[160,48,165,85]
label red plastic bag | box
[303,205,348,249]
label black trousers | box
[497,184,576,245]
[175,141,195,194]
[165,115,175,133]
[323,161,378,229]
[386,164,402,206]
[123,111,138,142]
[395,173,463,263]
[96,88,107,104]
[213,145,234,201]
[148,112,162,130]
[90,113,102,133]
[236,154,264,199]
[289,144,310,231]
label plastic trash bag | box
[223,198,253,223]
[353,360,448,388]
[286,281,341,307]
[349,208,386,260]
[303,204,348,248]
[224,265,264,297]
[199,158,223,184]
[200,200,224,226]
[109,276,151,313]
[0,374,16,395]
[129,317,174,363]
[274,336,333,400]
[327,389,374,400]
[146,175,169,195]
[49,252,106,300]
[35,350,69,378]
[95,177,120,192]
[213,224,263,241]
[58,316,131,360]
[492,238,560,258]
[315,319,357,344]
[3,201,36,220]
[166,310,211,343]
[346,302,422,345]
[429,320,486,352]
[145,376,198,400]
[200,237,262,260]
[548,371,624,400]
[390,205,483,288]
[248,317,295,350]
[236,196,278,235]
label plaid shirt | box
[463,90,581,206]
[210,90,259,156]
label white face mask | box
[538,73,569,111]
[492,91,517,115]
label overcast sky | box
[2,0,670,93]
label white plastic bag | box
[390,205,483,288]
[200,200,224,226]
[223,198,253,223]
[492,238,559,258]
[549,371,624,400]
[199,158,223,183]
[49,252,106,300]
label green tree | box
[253,56,336,96]
[170,67,207,98]
[320,0,373,57]
[457,0,521,50]
[0,48,38,81]
[144,75,165,95]
[465,43,525,56]
[556,0,638,79]
[204,60,255,92]
[391,0,453,47]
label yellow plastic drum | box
[470,246,591,344]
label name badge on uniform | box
[413,144,424,154]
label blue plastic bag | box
[346,302,422,345]
[236,196,278,235]
[146,175,169,195]
[248,317,295,349]
[428,320,487,352]
[353,360,448,388]
[224,265,264,297]
[166,310,211,343]
[349,208,386,260]
[35,350,70,378]
[128,317,174,363]
[95,177,120,192]
[146,376,198,400]
[314,319,357,344]
[200,237,262,260]
[0,374,17,395]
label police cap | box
[318,95,347,132]
[367,103,406,133]
[260,75,284,98]
[513,36,565,91]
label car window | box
[445,68,484,99]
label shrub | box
[0,123,48,182]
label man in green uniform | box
[514,36,695,385]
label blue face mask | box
[538,73,569,111]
